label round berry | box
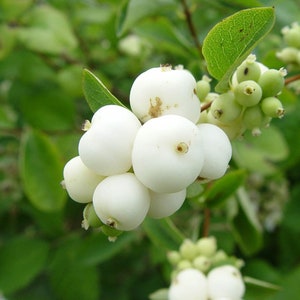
[179,239,198,261]
[282,23,300,48]
[261,97,285,118]
[236,54,261,83]
[147,189,186,219]
[243,106,264,130]
[63,156,105,203]
[276,47,299,64]
[168,268,208,300]
[129,66,201,123]
[196,236,217,257]
[210,91,243,123]
[207,265,245,300]
[196,75,211,101]
[93,173,150,231]
[258,69,286,97]
[234,80,262,107]
[82,203,103,230]
[197,124,232,181]
[132,115,204,193]
[79,105,141,176]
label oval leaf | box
[19,129,66,212]
[0,236,49,294]
[202,7,275,92]
[82,69,125,112]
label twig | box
[180,0,204,59]
[285,74,300,85]
[201,100,213,112]
[202,207,211,237]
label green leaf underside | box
[82,69,125,112]
[203,169,247,208]
[202,7,275,92]
[19,129,66,212]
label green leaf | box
[0,236,49,294]
[19,129,67,212]
[228,188,263,255]
[17,4,77,55]
[202,7,275,92]
[142,217,184,250]
[116,0,176,37]
[201,169,247,208]
[232,126,289,175]
[82,69,125,112]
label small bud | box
[179,239,198,261]
[196,236,217,257]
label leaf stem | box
[180,0,204,60]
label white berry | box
[168,268,208,300]
[63,156,105,203]
[147,189,186,219]
[93,172,150,231]
[207,265,245,300]
[79,105,141,176]
[129,66,201,123]
[132,115,204,193]
[197,124,232,181]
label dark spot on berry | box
[244,67,249,75]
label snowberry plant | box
[60,5,293,300]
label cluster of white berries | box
[62,65,232,238]
[198,54,286,139]
[167,237,245,300]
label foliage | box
[1,0,300,299]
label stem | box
[202,207,211,237]
[285,74,300,85]
[180,0,204,59]
[201,100,213,112]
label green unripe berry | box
[177,259,193,271]
[196,236,217,257]
[196,75,211,101]
[282,23,300,48]
[276,47,299,64]
[236,55,261,82]
[243,106,264,135]
[193,256,211,273]
[234,80,262,107]
[212,250,228,264]
[82,203,103,230]
[258,69,286,97]
[101,224,123,242]
[210,91,242,123]
[167,251,182,266]
[179,239,198,261]
[261,97,285,118]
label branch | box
[180,0,204,59]
[285,74,300,85]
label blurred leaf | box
[233,126,289,175]
[117,0,176,37]
[142,218,184,250]
[218,0,263,8]
[0,236,48,294]
[9,80,75,131]
[17,4,77,55]
[19,129,66,212]
[270,265,300,300]
[202,7,275,92]
[78,231,137,266]
[134,17,195,58]
[149,288,169,300]
[186,180,205,199]
[202,169,247,208]
[0,25,17,60]
[228,188,263,255]
[82,69,125,112]
[0,0,32,21]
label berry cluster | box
[167,237,245,300]
[198,54,286,139]
[62,65,232,239]
[276,22,300,68]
